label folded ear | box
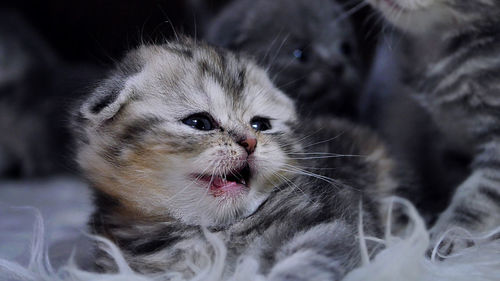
[80,75,134,126]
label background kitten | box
[205,0,363,118]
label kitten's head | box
[366,0,500,34]
[206,0,361,116]
[75,39,300,227]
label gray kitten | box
[366,0,500,250]
[75,39,401,279]
[205,0,363,118]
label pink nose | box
[238,137,257,155]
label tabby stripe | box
[130,236,181,255]
[118,116,164,145]
[423,38,500,92]
[484,172,500,182]
[444,27,498,55]
[98,116,164,164]
[451,205,486,226]
[473,160,500,170]
[428,34,500,77]
[430,58,500,98]
[432,64,500,98]
[478,185,500,207]
[165,47,194,59]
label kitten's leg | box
[429,140,500,253]
[267,222,359,281]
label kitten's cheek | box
[247,155,260,176]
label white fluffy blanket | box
[1,177,499,281]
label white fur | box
[1,197,499,281]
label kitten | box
[366,0,500,248]
[205,0,363,119]
[74,39,401,279]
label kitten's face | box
[76,41,299,226]
[367,0,500,33]
[207,0,361,115]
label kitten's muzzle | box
[237,137,257,155]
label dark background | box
[0,0,377,67]
[0,0,231,64]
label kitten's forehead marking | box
[119,42,296,131]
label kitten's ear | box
[79,77,133,126]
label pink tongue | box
[211,177,243,193]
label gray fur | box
[366,0,500,251]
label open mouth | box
[194,164,252,196]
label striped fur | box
[367,0,500,250]
[74,39,402,279]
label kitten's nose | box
[238,137,257,155]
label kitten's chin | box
[169,170,271,227]
[185,187,269,227]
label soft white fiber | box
[0,196,499,281]
[344,198,500,281]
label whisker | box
[334,1,370,25]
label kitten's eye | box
[292,48,308,63]
[182,113,216,131]
[250,117,272,131]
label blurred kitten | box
[205,0,363,118]
[366,0,500,250]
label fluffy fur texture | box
[1,197,500,281]
[74,39,405,279]
[205,0,363,118]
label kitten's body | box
[366,0,500,246]
[205,0,363,119]
[75,39,401,279]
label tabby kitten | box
[75,39,400,279]
[366,0,500,246]
[205,0,362,118]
